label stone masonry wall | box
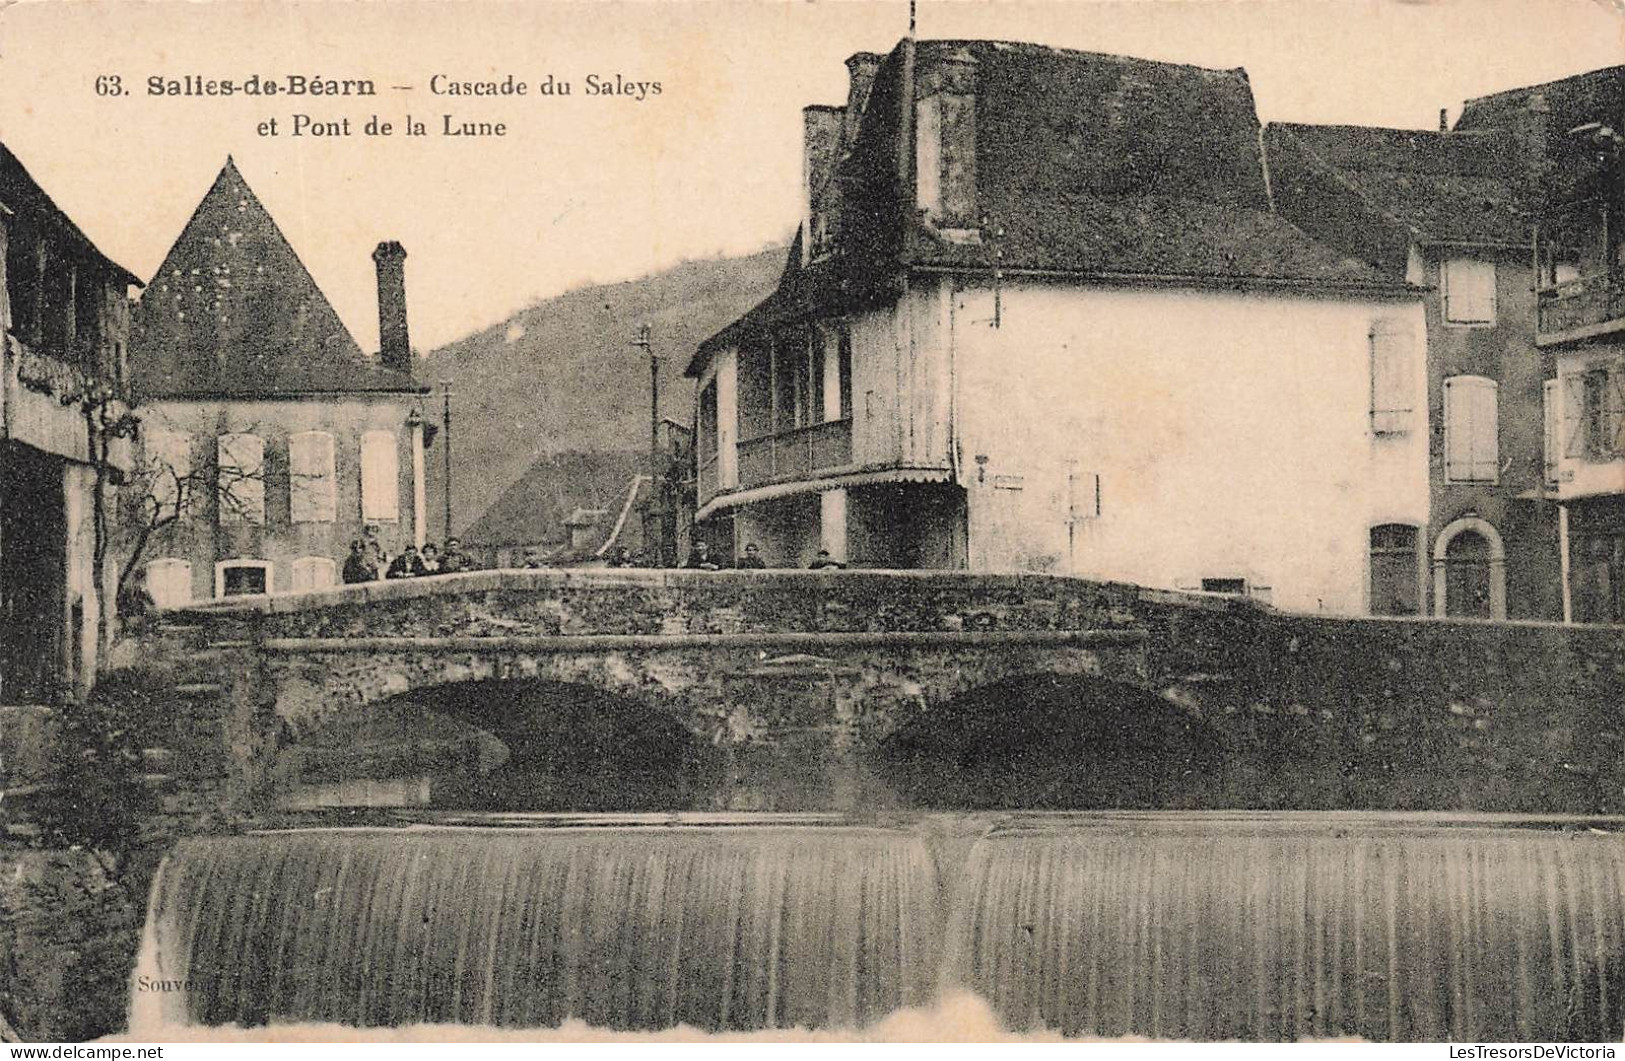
[156,570,1625,813]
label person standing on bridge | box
[684,540,720,571]
[342,540,376,584]
[387,544,427,579]
[439,537,474,574]
[736,543,767,570]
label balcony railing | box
[1538,273,1625,344]
[736,419,853,491]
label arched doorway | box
[1432,517,1507,619]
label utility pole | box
[440,379,454,540]
[631,325,662,565]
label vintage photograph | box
[0,0,1622,1045]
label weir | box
[132,814,1625,1041]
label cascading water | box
[132,815,1625,1040]
[135,824,940,1033]
[942,815,1625,1041]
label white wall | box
[947,280,1429,615]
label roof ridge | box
[1268,124,1429,242]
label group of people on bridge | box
[342,528,478,584]
[680,541,846,571]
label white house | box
[688,39,1429,616]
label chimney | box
[1519,92,1552,224]
[842,52,883,147]
[372,240,411,375]
[802,106,844,264]
[915,47,978,227]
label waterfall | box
[133,816,1625,1040]
[136,825,940,1032]
[943,816,1625,1040]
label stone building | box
[127,158,430,604]
[687,39,1428,616]
[1263,121,1557,620]
[1264,67,1625,624]
[1460,66,1625,625]
[0,140,142,703]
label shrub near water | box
[4,670,167,1041]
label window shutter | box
[1543,378,1560,484]
[288,431,337,523]
[1444,376,1498,483]
[145,558,192,608]
[146,430,191,521]
[1470,379,1499,481]
[217,433,265,524]
[1444,259,1496,324]
[1564,373,1588,459]
[1369,321,1412,434]
[291,557,336,592]
[360,430,399,522]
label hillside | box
[461,449,645,551]
[423,246,787,537]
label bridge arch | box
[273,676,727,811]
[874,672,1225,809]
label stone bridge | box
[140,569,1625,814]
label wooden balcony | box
[736,419,853,491]
[1538,273,1625,346]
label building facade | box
[1264,121,1560,620]
[688,39,1429,616]
[1466,67,1625,625]
[127,159,430,606]
[0,142,142,702]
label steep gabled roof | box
[697,38,1401,363]
[1263,123,1527,275]
[0,140,142,287]
[130,158,421,398]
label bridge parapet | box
[141,569,1625,815]
[169,569,1187,639]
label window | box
[291,556,337,593]
[145,558,192,609]
[215,559,271,598]
[1368,524,1419,616]
[288,431,337,523]
[145,430,192,522]
[1582,369,1624,460]
[697,381,719,459]
[360,430,399,521]
[1443,376,1499,483]
[771,330,816,432]
[1442,258,1496,325]
[216,433,265,524]
[1368,320,1414,435]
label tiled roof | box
[0,141,142,287]
[1263,123,1527,272]
[698,39,1402,360]
[130,158,422,398]
[1456,65,1624,135]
